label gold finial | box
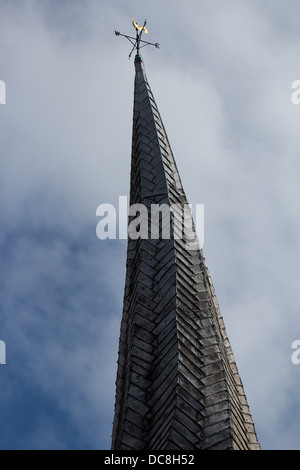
[132,18,148,34]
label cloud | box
[0,0,300,450]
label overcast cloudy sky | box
[1,0,300,450]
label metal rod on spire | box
[115,18,160,59]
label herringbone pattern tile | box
[111,57,260,451]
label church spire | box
[111,23,260,451]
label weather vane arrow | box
[115,18,160,59]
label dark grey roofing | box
[111,56,260,451]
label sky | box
[0,0,300,450]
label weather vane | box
[115,19,160,59]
